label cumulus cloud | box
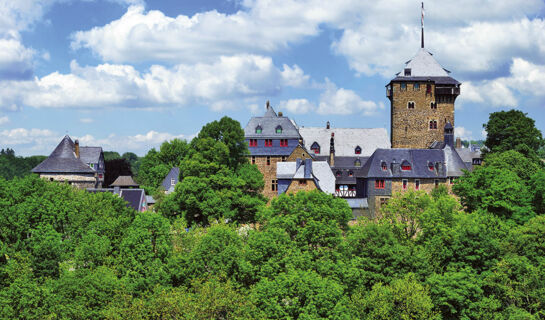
[317,79,383,115]
[0,116,8,125]
[0,128,60,154]
[0,34,35,79]
[278,99,315,114]
[454,126,473,142]
[0,55,309,111]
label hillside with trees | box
[1,111,545,319]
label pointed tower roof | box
[32,135,95,173]
[401,49,450,77]
[263,100,277,117]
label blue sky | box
[1,0,544,155]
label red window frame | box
[415,179,420,190]
[428,163,434,171]
[375,179,385,189]
[355,146,362,155]
[311,147,320,154]
[401,164,412,171]
[381,163,387,171]
[264,139,272,147]
[402,179,408,190]
[249,139,257,147]
[280,139,288,147]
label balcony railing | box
[435,87,460,95]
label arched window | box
[429,120,438,129]
[430,102,437,109]
[381,161,387,171]
[401,161,412,171]
[310,142,320,154]
[336,170,342,177]
[255,125,262,134]
[407,101,415,109]
[275,125,282,134]
[428,162,434,171]
[355,146,362,155]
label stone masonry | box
[251,155,284,199]
[390,82,454,149]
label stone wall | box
[39,173,97,189]
[390,82,455,148]
[286,179,317,194]
[287,145,313,162]
[250,155,284,199]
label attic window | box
[275,125,283,134]
[310,142,320,154]
[348,170,353,177]
[355,146,362,155]
[354,159,361,167]
[336,170,342,177]
[255,125,262,134]
[428,162,434,171]
[404,68,411,76]
[401,161,412,171]
[381,162,387,171]
[407,101,415,109]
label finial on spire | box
[421,2,425,48]
[266,100,270,109]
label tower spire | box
[421,2,425,48]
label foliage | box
[137,138,188,191]
[104,158,133,187]
[0,148,46,180]
[483,109,544,156]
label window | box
[272,180,278,191]
[299,180,307,185]
[449,177,455,185]
[89,163,94,169]
[249,139,257,147]
[413,83,420,91]
[429,120,438,129]
[336,170,342,177]
[348,170,353,177]
[380,197,389,206]
[472,158,482,165]
[401,163,412,171]
[251,156,256,164]
[400,83,407,91]
[310,142,320,154]
[171,178,176,186]
[375,179,385,189]
[98,173,103,179]
[265,139,272,147]
[266,156,271,166]
[354,159,361,167]
[428,162,434,171]
[426,83,432,94]
[281,156,287,162]
[431,102,437,109]
[280,139,288,147]
[381,162,387,171]
[355,146,362,155]
[434,179,439,188]
[404,68,411,76]
[255,125,262,134]
[407,101,415,109]
[275,125,283,134]
[402,179,408,190]
[415,179,420,190]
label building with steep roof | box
[32,135,104,188]
[110,175,139,188]
[386,22,461,149]
[277,158,335,195]
[161,167,181,194]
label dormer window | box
[355,146,362,155]
[381,162,387,171]
[354,159,361,167]
[401,161,412,171]
[255,125,262,134]
[428,162,434,171]
[348,170,353,177]
[336,170,342,177]
[275,125,282,134]
[407,101,415,109]
[404,68,411,76]
[310,142,320,154]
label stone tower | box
[386,5,461,149]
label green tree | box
[379,190,432,241]
[103,151,121,161]
[137,139,188,190]
[0,149,46,180]
[483,109,544,156]
[530,170,545,214]
[122,152,140,174]
[484,150,542,182]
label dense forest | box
[1,110,544,319]
[0,148,46,180]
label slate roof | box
[299,127,390,157]
[119,189,146,211]
[248,145,297,156]
[391,49,459,85]
[362,146,467,179]
[110,176,139,187]
[161,167,180,192]
[277,160,336,194]
[244,103,301,139]
[79,147,102,164]
[32,135,95,174]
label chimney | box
[113,186,120,195]
[391,158,400,175]
[326,121,330,129]
[329,132,335,166]
[74,139,80,158]
[266,100,270,110]
[455,137,462,149]
[304,158,312,178]
[278,111,283,117]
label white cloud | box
[278,99,315,114]
[0,128,60,153]
[454,126,473,142]
[0,116,8,125]
[0,55,309,111]
[317,79,382,115]
[0,32,34,79]
[79,118,93,123]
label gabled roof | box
[119,189,146,211]
[32,135,95,174]
[299,127,390,157]
[79,147,103,164]
[110,175,139,187]
[277,160,336,194]
[161,167,180,192]
[244,103,300,139]
[391,49,459,85]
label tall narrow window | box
[375,179,385,189]
[428,162,434,171]
[266,156,271,166]
[251,156,256,164]
[415,179,420,190]
[381,162,387,171]
[407,101,415,109]
[431,102,437,109]
[429,120,438,129]
[272,180,278,191]
[249,139,257,147]
[434,179,439,188]
[280,139,288,147]
[265,139,272,147]
[426,84,432,94]
[402,179,408,190]
[400,83,407,91]
[355,146,362,155]
[413,83,420,91]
